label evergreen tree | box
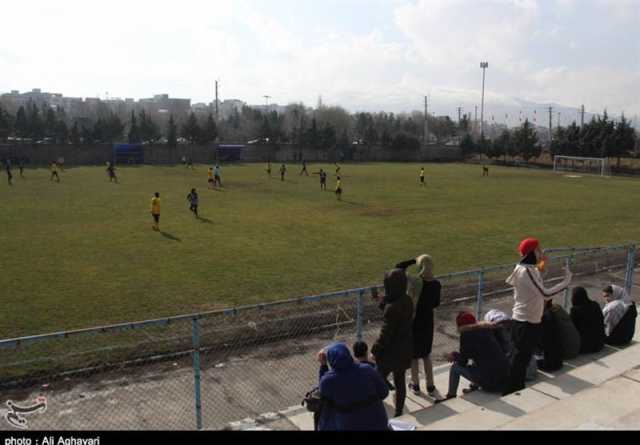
[14,106,29,138]
[167,115,177,147]
[0,104,12,141]
[44,107,57,138]
[460,133,476,157]
[201,113,218,144]
[181,112,201,144]
[81,124,94,144]
[128,111,141,144]
[513,119,540,161]
[27,102,44,140]
[70,121,81,145]
[139,109,160,143]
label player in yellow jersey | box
[335,176,342,201]
[420,167,425,186]
[49,161,60,182]
[207,167,214,189]
[150,192,161,231]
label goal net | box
[553,156,610,177]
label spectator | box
[602,285,637,346]
[503,238,572,395]
[395,254,440,397]
[548,302,581,360]
[537,300,564,372]
[371,268,414,418]
[352,341,375,368]
[570,287,605,353]
[484,309,537,381]
[318,343,390,431]
[435,312,510,403]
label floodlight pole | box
[480,62,488,163]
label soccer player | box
[335,176,343,201]
[4,159,12,186]
[187,188,199,217]
[318,168,327,190]
[266,161,272,177]
[150,192,161,231]
[187,157,194,169]
[18,158,24,178]
[214,164,222,187]
[335,163,341,175]
[50,161,60,182]
[207,167,214,189]
[106,162,118,183]
[420,167,425,186]
[300,160,309,176]
[181,156,187,167]
[280,164,287,181]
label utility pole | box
[457,107,463,124]
[480,62,489,140]
[557,112,561,128]
[424,95,429,146]
[215,80,219,120]
[580,104,585,127]
[548,106,554,143]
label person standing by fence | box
[371,268,414,418]
[503,238,572,395]
[396,254,440,397]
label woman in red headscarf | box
[502,238,572,395]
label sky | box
[1,0,638,117]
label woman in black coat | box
[396,255,440,396]
[537,300,563,372]
[371,268,414,418]
[570,287,605,353]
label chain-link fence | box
[0,244,635,430]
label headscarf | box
[603,284,633,336]
[326,342,355,371]
[571,287,590,307]
[383,268,407,304]
[416,254,434,281]
[484,309,509,323]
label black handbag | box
[302,387,324,413]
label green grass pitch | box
[1,162,637,338]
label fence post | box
[563,256,574,310]
[191,318,203,431]
[625,244,636,296]
[356,289,364,342]
[476,270,485,320]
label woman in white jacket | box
[502,238,572,395]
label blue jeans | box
[448,363,480,396]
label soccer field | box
[1,162,638,338]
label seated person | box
[602,285,638,346]
[436,312,510,403]
[537,300,563,372]
[570,287,605,353]
[548,302,581,359]
[484,309,537,381]
[352,341,376,368]
[318,342,390,431]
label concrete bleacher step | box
[268,317,640,431]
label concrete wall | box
[0,143,462,166]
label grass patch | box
[1,162,638,338]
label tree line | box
[0,100,460,152]
[0,102,218,146]
[460,111,638,164]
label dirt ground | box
[0,268,634,431]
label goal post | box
[553,155,610,177]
